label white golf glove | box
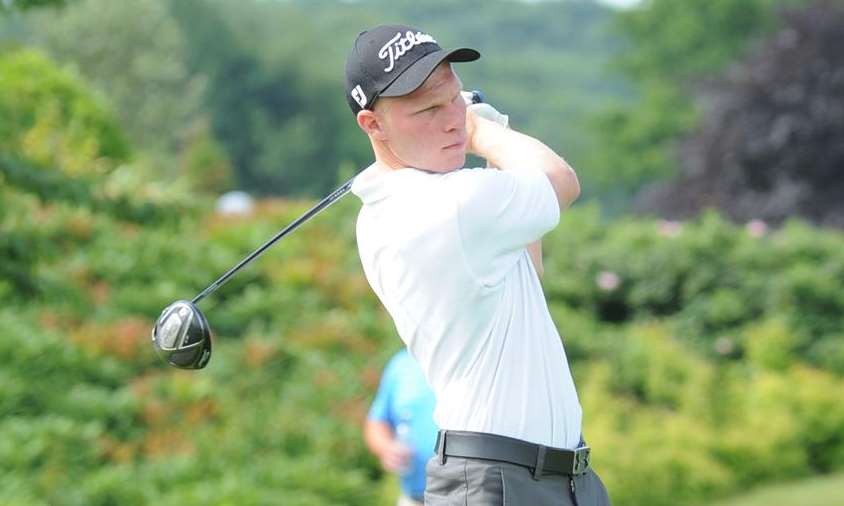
[461,91,509,128]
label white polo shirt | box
[352,164,582,449]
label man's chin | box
[407,153,466,173]
[451,153,467,171]
[435,154,467,173]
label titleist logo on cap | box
[378,31,437,73]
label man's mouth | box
[444,139,465,150]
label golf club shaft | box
[192,178,355,304]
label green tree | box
[0,48,128,175]
[169,0,370,196]
[179,118,235,194]
[589,0,805,198]
[640,0,844,228]
[22,0,206,159]
[0,0,69,12]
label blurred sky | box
[520,0,641,9]
[595,0,641,8]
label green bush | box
[0,48,128,174]
[546,208,844,370]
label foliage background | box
[2,0,843,505]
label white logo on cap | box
[378,31,437,73]
[351,85,367,108]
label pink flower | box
[658,220,683,238]
[746,219,768,238]
[596,271,621,292]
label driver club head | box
[151,300,212,369]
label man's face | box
[374,63,467,172]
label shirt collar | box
[351,163,434,204]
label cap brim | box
[380,47,481,98]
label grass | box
[706,472,844,506]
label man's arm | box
[484,160,545,276]
[466,113,581,211]
[466,100,549,276]
[466,110,580,276]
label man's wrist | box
[467,115,507,159]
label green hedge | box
[545,207,844,373]
[3,196,844,505]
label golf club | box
[151,90,486,369]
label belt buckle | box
[571,446,591,475]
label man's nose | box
[444,98,466,131]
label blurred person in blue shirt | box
[365,349,438,506]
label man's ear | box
[357,109,388,141]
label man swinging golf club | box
[345,25,611,505]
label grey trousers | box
[424,455,611,505]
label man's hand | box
[364,419,412,474]
[462,91,509,127]
[462,92,509,156]
[375,438,412,473]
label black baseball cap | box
[344,24,480,115]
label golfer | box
[345,24,611,505]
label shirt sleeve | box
[368,355,399,426]
[448,168,560,285]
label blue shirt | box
[368,349,438,500]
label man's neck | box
[370,139,405,171]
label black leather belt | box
[435,430,591,479]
